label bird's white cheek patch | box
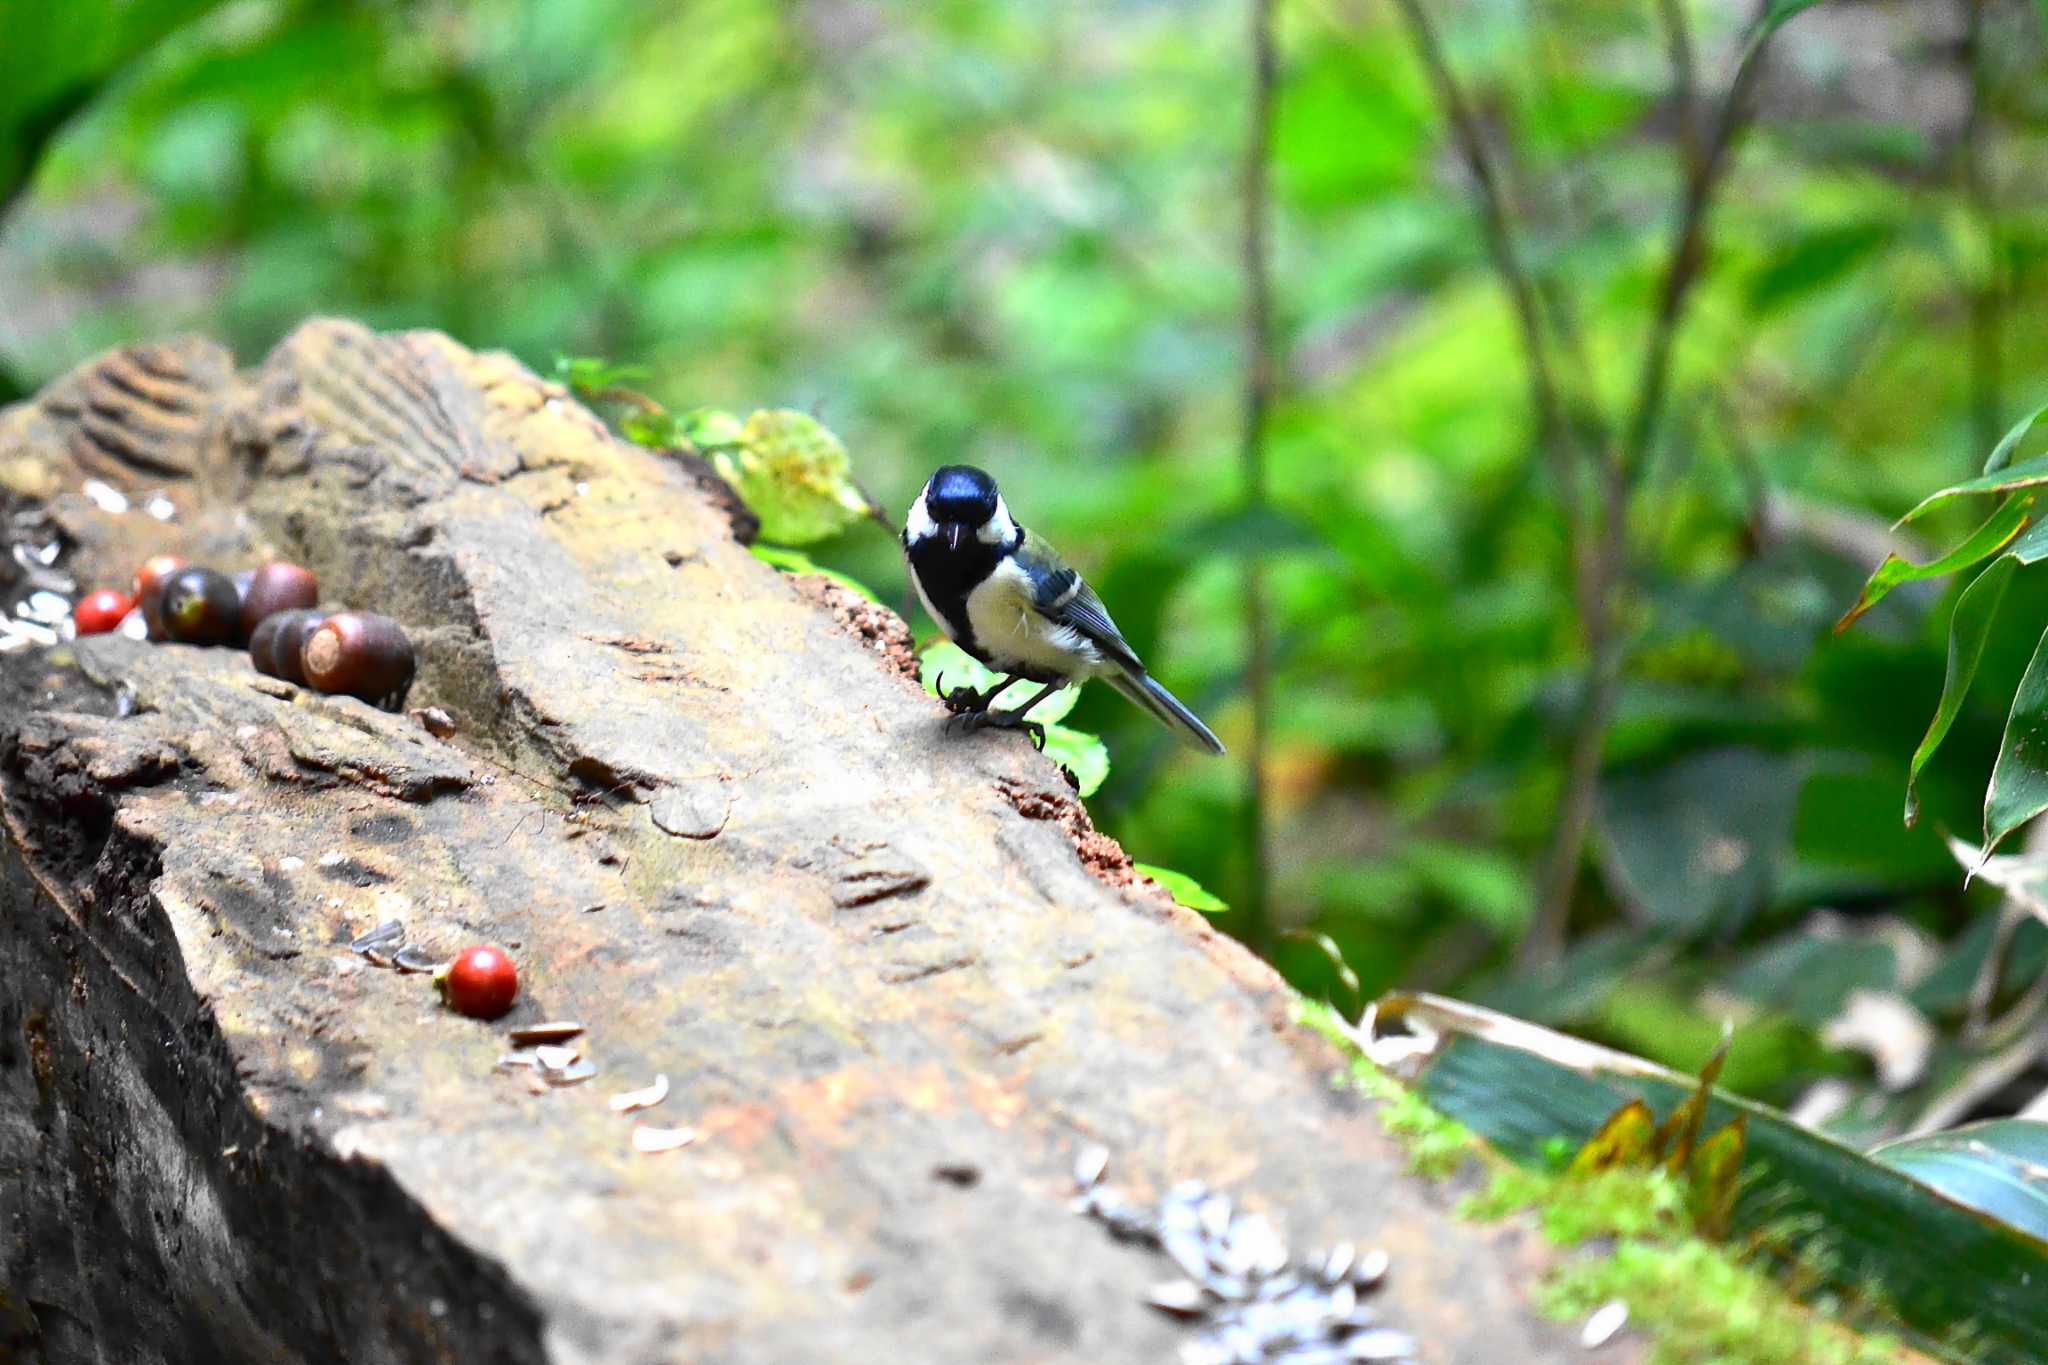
[904,493,937,543]
[979,499,1017,546]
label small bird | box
[902,465,1225,754]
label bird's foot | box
[951,706,1046,751]
[935,671,990,716]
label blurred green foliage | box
[8,0,2048,1138]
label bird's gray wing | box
[1017,534,1144,671]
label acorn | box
[237,561,320,643]
[301,612,415,706]
[249,608,327,683]
[156,566,240,645]
[132,555,187,639]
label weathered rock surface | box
[0,323,1589,1363]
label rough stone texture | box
[0,322,1593,1363]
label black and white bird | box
[902,465,1225,755]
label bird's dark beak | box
[944,524,966,551]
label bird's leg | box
[940,671,1024,718]
[962,680,1062,750]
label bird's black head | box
[925,465,999,527]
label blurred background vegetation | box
[7,0,2048,1144]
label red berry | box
[74,589,134,636]
[442,944,518,1019]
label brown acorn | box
[156,566,240,645]
[132,555,187,639]
[301,612,415,706]
[238,561,320,643]
[249,608,323,682]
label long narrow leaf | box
[1984,620,2048,855]
[1357,993,2048,1364]
[1760,0,1830,39]
[1982,400,2048,476]
[1899,449,2048,525]
[1836,493,2032,632]
[1907,556,2019,826]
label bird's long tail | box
[1105,667,1226,755]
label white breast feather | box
[966,557,1102,677]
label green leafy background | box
[9,0,2048,1149]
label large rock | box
[0,322,1584,1363]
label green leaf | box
[1133,863,1228,913]
[0,0,234,208]
[1759,0,1830,40]
[1898,449,2048,525]
[748,544,879,603]
[676,407,745,449]
[1358,993,2048,1362]
[1870,1120,2048,1245]
[620,409,685,450]
[713,409,871,545]
[1907,555,2018,827]
[1835,493,2033,632]
[1983,619,2048,855]
[553,354,650,395]
[1983,400,2048,476]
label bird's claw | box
[951,707,1045,750]
[935,671,988,716]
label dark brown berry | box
[157,566,240,645]
[301,612,415,706]
[251,609,327,683]
[238,561,320,643]
[133,555,187,639]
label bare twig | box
[1656,0,1703,175]
[1383,0,1587,545]
[1242,0,1278,951]
[1523,0,1786,965]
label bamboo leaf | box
[1906,556,2018,827]
[1898,449,2048,525]
[1870,1120,2048,1245]
[1982,400,2048,476]
[1983,620,2048,856]
[1836,493,2033,633]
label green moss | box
[1542,1240,1904,1365]
[1460,1165,1689,1245]
[1301,1000,1476,1177]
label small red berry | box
[442,944,518,1019]
[74,589,134,635]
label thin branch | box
[1384,0,1587,542]
[1960,0,2004,455]
[1522,0,1786,965]
[1621,2,1776,475]
[1241,0,1278,952]
[1656,0,1703,175]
